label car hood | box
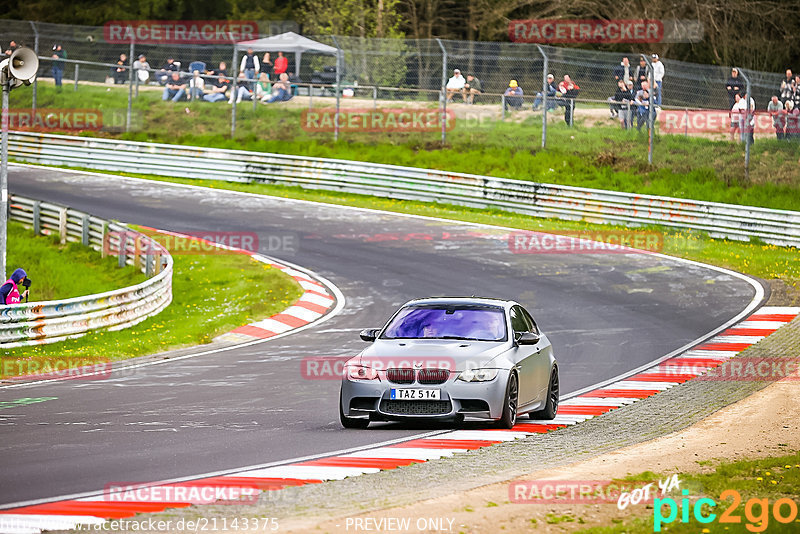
[356,339,511,371]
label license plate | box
[390,388,441,400]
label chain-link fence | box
[2,18,796,173]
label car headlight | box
[346,365,379,381]
[457,368,499,382]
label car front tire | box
[496,372,518,429]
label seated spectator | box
[263,72,293,103]
[446,69,466,103]
[607,80,628,119]
[503,80,523,111]
[4,40,18,57]
[188,70,205,100]
[203,62,230,102]
[634,80,655,131]
[273,51,288,76]
[729,93,742,142]
[255,72,272,100]
[634,56,649,91]
[613,57,631,85]
[112,53,128,84]
[767,95,785,140]
[785,100,799,141]
[618,80,636,129]
[162,72,187,102]
[464,74,482,104]
[157,57,179,85]
[229,74,253,104]
[133,54,151,84]
[557,75,580,125]
[725,68,743,109]
[533,74,557,111]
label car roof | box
[402,297,516,309]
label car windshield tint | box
[382,306,507,341]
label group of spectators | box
[116,48,294,104]
[765,69,800,141]
[605,55,664,130]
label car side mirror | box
[515,331,540,345]
[359,328,380,342]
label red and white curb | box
[1,306,797,532]
[136,227,338,344]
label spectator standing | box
[273,52,288,76]
[446,69,466,102]
[651,54,664,107]
[729,93,742,142]
[725,68,743,109]
[733,92,756,143]
[261,52,274,78]
[503,80,523,111]
[264,72,293,103]
[620,80,636,128]
[784,100,799,141]
[607,80,627,119]
[203,62,230,102]
[1,268,28,305]
[779,69,793,104]
[239,47,260,87]
[558,75,580,125]
[464,74,482,104]
[133,54,151,84]
[634,80,655,131]
[157,57,179,85]
[162,72,186,102]
[634,56,649,91]
[613,57,631,85]
[51,44,65,91]
[768,95,785,140]
[112,53,128,84]
[533,74,557,111]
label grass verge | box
[1,223,304,379]
[577,452,800,533]
[9,80,800,211]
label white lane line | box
[614,380,679,390]
[342,448,462,460]
[560,397,639,406]
[234,465,379,480]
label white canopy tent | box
[236,32,338,78]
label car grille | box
[418,368,450,385]
[386,368,415,384]
[380,400,453,416]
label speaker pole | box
[0,76,9,281]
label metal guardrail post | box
[373,86,377,110]
[737,67,752,180]
[154,252,162,274]
[501,94,506,119]
[81,214,90,246]
[127,39,134,133]
[536,45,548,148]
[230,38,238,138]
[436,38,447,146]
[684,109,688,136]
[33,201,41,235]
[569,99,574,127]
[145,252,154,277]
[73,64,79,91]
[58,207,67,244]
[309,83,313,109]
[118,233,127,268]
[101,221,108,258]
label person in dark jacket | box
[725,68,743,109]
[607,80,628,119]
[613,57,631,85]
[51,44,66,90]
[633,57,649,91]
[533,74,558,111]
[1,268,28,305]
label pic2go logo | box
[654,489,799,532]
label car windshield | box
[381,306,507,341]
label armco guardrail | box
[2,195,173,348]
[8,131,800,247]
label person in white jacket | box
[651,54,665,107]
[446,69,466,103]
[239,48,260,89]
[733,92,756,143]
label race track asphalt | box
[0,165,762,506]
